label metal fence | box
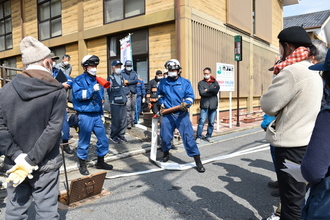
[0,64,23,87]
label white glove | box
[101,115,105,123]
[142,98,146,103]
[14,153,38,174]
[6,153,38,187]
[93,83,100,92]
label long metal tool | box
[60,143,70,204]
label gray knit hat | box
[20,36,51,65]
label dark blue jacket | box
[72,73,104,114]
[121,69,138,95]
[158,76,194,109]
[136,78,146,97]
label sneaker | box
[205,137,214,143]
[119,136,128,142]
[111,137,121,144]
[195,138,201,144]
[268,180,279,188]
[261,213,280,220]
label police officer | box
[72,55,113,175]
[158,59,205,173]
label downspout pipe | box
[175,0,181,61]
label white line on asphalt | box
[105,144,269,179]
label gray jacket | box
[0,69,66,171]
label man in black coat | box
[195,67,220,143]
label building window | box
[107,29,149,82]
[0,0,12,51]
[104,0,145,23]
[38,0,61,40]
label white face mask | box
[87,67,97,76]
[126,67,132,71]
[115,68,122,74]
[204,75,210,80]
[157,76,163,80]
[168,71,177,78]
[53,62,56,66]
[63,61,69,66]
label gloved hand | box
[159,104,165,116]
[142,98,146,103]
[93,83,100,92]
[7,154,38,187]
[179,102,189,111]
[101,115,105,123]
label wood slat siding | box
[149,23,176,79]
[23,0,38,38]
[84,0,103,30]
[272,0,283,46]
[85,37,108,79]
[145,0,174,14]
[191,0,226,22]
[62,0,79,35]
[11,0,21,48]
[65,43,80,77]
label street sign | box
[216,63,235,92]
[234,35,242,61]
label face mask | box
[168,71,177,78]
[115,68,121,74]
[87,67,97,76]
[63,61,69,66]
[157,76,163,80]
[43,59,53,73]
[204,75,210,80]
[164,74,168,78]
[126,67,132,71]
[53,62,56,66]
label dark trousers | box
[275,146,307,220]
[110,104,127,139]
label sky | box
[284,0,330,17]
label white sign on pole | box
[216,63,235,129]
[216,63,235,91]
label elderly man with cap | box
[107,60,128,143]
[121,60,138,129]
[72,55,113,175]
[146,70,163,114]
[55,54,72,77]
[260,26,323,220]
[0,36,67,219]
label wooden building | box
[0,0,297,121]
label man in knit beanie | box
[0,36,66,219]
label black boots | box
[62,140,73,154]
[194,155,205,173]
[95,156,113,170]
[78,158,89,175]
[163,151,170,162]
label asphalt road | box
[0,128,279,220]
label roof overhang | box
[283,0,300,6]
